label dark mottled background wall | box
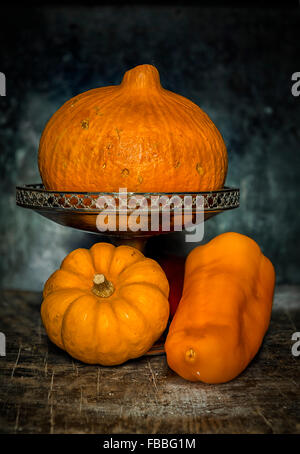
[0,5,300,290]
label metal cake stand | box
[16,183,239,355]
[16,184,239,249]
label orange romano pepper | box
[165,232,275,383]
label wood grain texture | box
[0,286,299,434]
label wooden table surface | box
[0,285,299,434]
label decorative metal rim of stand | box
[16,183,239,212]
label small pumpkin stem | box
[92,274,114,298]
[185,348,196,363]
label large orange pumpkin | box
[165,233,275,383]
[38,64,227,193]
[41,243,169,365]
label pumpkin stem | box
[120,64,162,91]
[185,348,196,363]
[92,274,114,298]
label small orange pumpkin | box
[165,233,275,383]
[41,243,169,365]
[38,64,227,193]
